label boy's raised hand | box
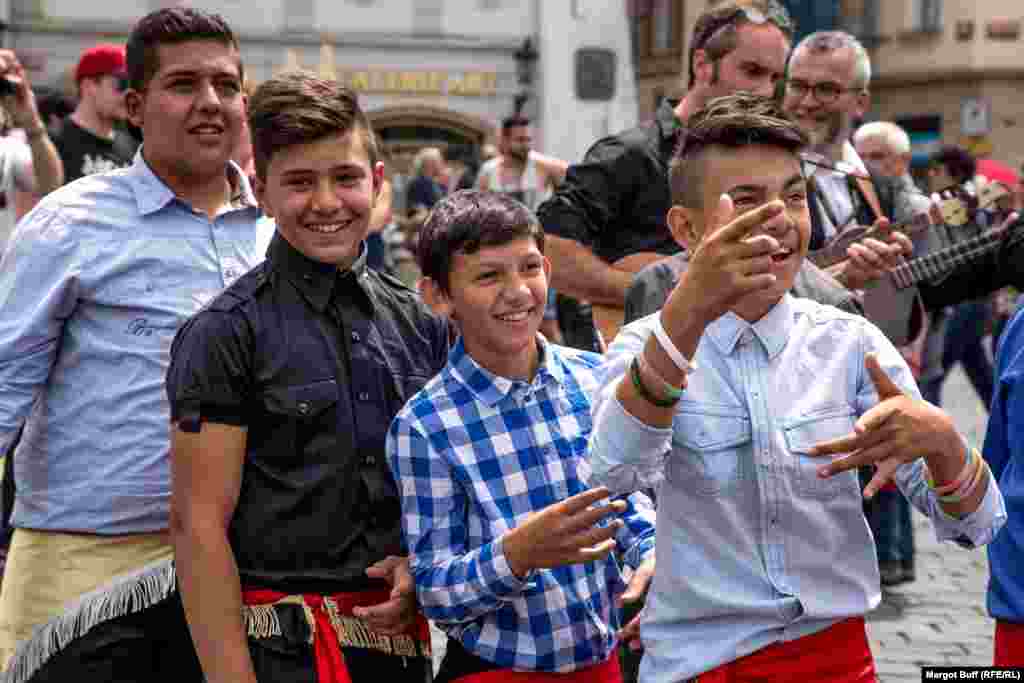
[673,195,784,325]
[503,487,626,578]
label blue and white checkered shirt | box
[387,336,656,673]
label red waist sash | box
[242,587,431,683]
[451,654,621,683]
[696,617,875,683]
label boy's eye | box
[476,271,498,281]
[787,192,807,205]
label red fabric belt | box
[995,620,1024,667]
[452,654,621,683]
[696,617,876,683]
[242,587,430,683]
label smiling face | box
[441,237,550,380]
[678,143,810,322]
[783,45,867,151]
[257,129,383,268]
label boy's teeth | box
[499,311,529,321]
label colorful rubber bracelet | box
[630,356,679,408]
[637,352,685,400]
[652,316,698,375]
[938,457,986,505]
[928,447,976,495]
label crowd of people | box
[0,2,1022,683]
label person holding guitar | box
[537,0,795,348]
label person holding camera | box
[0,49,64,253]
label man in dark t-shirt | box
[53,44,137,184]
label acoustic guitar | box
[808,182,1009,270]
[865,209,1020,346]
[591,252,672,345]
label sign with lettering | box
[273,52,499,97]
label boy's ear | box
[253,175,274,218]
[417,276,453,319]
[371,161,385,204]
[124,89,144,130]
[667,205,700,252]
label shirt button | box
[224,269,237,279]
[351,331,361,343]
[297,401,311,415]
[358,391,370,401]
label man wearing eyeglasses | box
[538,0,794,347]
[53,44,138,185]
[781,31,914,293]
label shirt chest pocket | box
[668,404,751,498]
[781,406,859,499]
[259,380,340,460]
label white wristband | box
[652,315,697,374]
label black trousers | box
[248,635,433,683]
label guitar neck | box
[889,227,1006,290]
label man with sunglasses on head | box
[53,44,138,185]
[538,0,794,349]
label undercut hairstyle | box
[502,115,531,132]
[669,93,808,208]
[687,0,794,88]
[930,146,977,186]
[248,72,379,181]
[126,7,240,92]
[792,31,871,90]
[853,121,911,155]
[417,189,545,294]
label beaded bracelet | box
[630,356,680,408]
[938,455,987,505]
[926,447,976,496]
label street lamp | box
[513,37,538,116]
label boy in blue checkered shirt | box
[386,190,655,682]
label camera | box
[0,78,16,97]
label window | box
[839,0,879,40]
[911,0,943,32]
[630,0,684,59]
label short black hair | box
[417,189,544,294]
[126,7,241,92]
[502,116,531,132]
[930,146,976,186]
[670,93,807,207]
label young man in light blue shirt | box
[0,7,260,664]
[588,93,1006,683]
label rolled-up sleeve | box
[0,207,80,454]
[588,317,673,496]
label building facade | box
[633,1,1024,169]
[3,0,638,175]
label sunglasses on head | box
[693,4,794,57]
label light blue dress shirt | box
[0,150,261,534]
[589,294,1006,682]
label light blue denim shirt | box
[589,294,1006,682]
[0,150,261,534]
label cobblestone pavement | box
[867,366,996,683]
[431,367,998,680]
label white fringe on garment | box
[2,557,177,683]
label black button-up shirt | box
[167,235,450,593]
[537,99,682,264]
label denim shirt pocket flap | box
[668,404,751,497]
[262,380,339,418]
[782,406,858,497]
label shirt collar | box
[128,148,258,216]
[447,334,566,408]
[266,232,373,315]
[705,294,795,359]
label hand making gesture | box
[810,353,988,516]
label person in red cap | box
[52,43,137,184]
